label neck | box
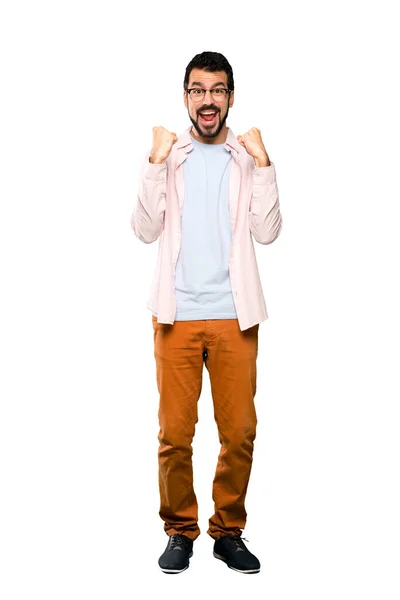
[190,124,229,145]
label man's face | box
[184,68,234,139]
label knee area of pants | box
[224,423,257,445]
[158,429,195,448]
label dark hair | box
[183,51,234,92]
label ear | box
[183,89,188,109]
[229,90,234,108]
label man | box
[131,51,283,574]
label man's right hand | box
[149,126,178,164]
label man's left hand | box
[236,127,270,167]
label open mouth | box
[198,110,218,125]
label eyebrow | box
[190,81,227,88]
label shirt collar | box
[176,125,241,158]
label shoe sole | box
[159,551,193,574]
[213,551,260,574]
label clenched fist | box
[149,126,178,164]
[236,127,270,167]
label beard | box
[188,105,230,139]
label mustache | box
[197,107,220,114]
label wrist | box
[149,154,166,164]
[254,154,270,168]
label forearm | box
[249,162,283,244]
[131,155,167,243]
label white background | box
[1,0,399,598]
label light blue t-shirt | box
[153,135,238,321]
[175,136,238,320]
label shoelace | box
[170,534,192,551]
[223,534,250,551]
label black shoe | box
[158,534,194,574]
[213,534,260,573]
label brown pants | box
[152,316,259,541]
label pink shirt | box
[131,126,283,331]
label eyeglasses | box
[186,88,231,102]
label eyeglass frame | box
[186,87,232,101]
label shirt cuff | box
[253,161,276,185]
[143,159,167,182]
